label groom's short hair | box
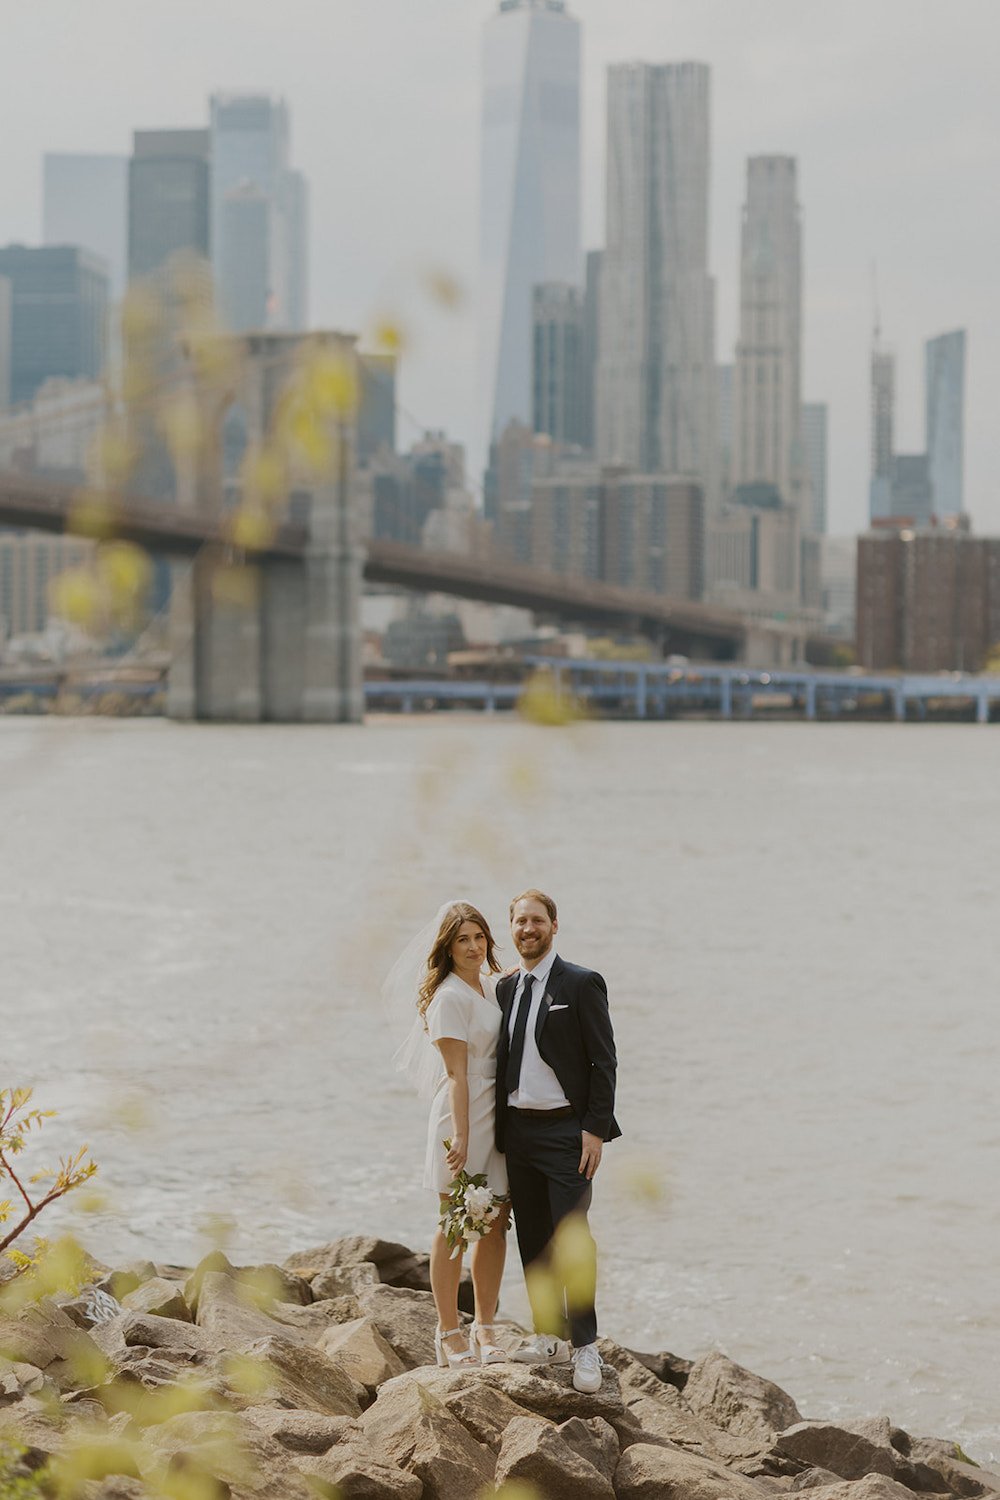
[510,888,557,923]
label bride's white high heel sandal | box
[470,1320,506,1365]
[434,1325,476,1368]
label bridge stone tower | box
[168,331,364,722]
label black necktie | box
[505,974,534,1094]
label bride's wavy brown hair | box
[417,902,501,1020]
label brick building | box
[857,529,1000,672]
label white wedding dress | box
[422,973,509,1197]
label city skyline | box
[0,0,997,535]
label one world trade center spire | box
[480,0,581,455]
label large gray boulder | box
[684,1350,802,1449]
[120,1278,192,1323]
[185,1252,311,1317]
[371,1363,536,1450]
[557,1414,621,1485]
[357,1282,442,1370]
[297,1430,424,1500]
[0,1356,49,1401]
[286,1236,474,1312]
[614,1441,770,1500]
[495,1413,616,1499]
[244,1407,354,1454]
[777,1422,904,1482]
[317,1315,407,1392]
[374,1359,631,1444]
[360,1372,495,1499]
[310,1260,380,1301]
[787,1478,930,1500]
[909,1437,1000,1498]
[285,1237,419,1283]
[143,1408,317,1500]
[77,1480,154,1500]
[194,1271,337,1351]
[230,1333,363,1417]
[0,1302,107,1394]
[195,1270,291,1348]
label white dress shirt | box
[506,948,570,1110]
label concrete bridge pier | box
[167,331,364,724]
[298,466,364,724]
[167,553,264,722]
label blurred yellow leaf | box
[159,391,203,459]
[524,1262,563,1338]
[48,1434,143,1496]
[622,1159,669,1207]
[370,318,406,356]
[424,268,464,309]
[110,1092,154,1134]
[211,563,259,609]
[98,541,153,616]
[305,351,359,419]
[68,491,115,541]
[243,445,287,505]
[75,1188,110,1215]
[200,1213,235,1254]
[551,1212,596,1313]
[229,507,276,551]
[287,401,334,473]
[222,1352,272,1399]
[88,428,137,488]
[518,669,585,727]
[121,284,164,343]
[49,568,100,629]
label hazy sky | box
[2,0,998,535]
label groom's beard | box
[514,935,552,962]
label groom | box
[495,888,619,1393]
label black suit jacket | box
[495,954,621,1153]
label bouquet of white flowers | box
[439,1140,507,1259]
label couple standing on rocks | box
[387,889,619,1395]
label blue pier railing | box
[363,661,1000,723]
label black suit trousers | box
[505,1109,598,1348]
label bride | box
[388,900,511,1368]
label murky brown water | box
[2,715,997,1459]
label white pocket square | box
[548,1003,570,1012]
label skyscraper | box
[925,329,965,517]
[219,184,270,331]
[0,275,11,411]
[43,153,129,300]
[597,61,716,499]
[0,246,108,407]
[128,130,210,282]
[801,402,828,535]
[734,156,803,508]
[532,282,584,446]
[210,93,309,332]
[480,0,581,451]
[579,249,602,451]
[868,319,895,522]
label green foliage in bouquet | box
[439,1139,508,1258]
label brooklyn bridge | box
[0,335,827,722]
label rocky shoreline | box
[1,1235,996,1500]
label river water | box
[1,715,997,1461]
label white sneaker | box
[571,1342,603,1393]
[510,1333,572,1365]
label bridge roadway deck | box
[0,470,748,653]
